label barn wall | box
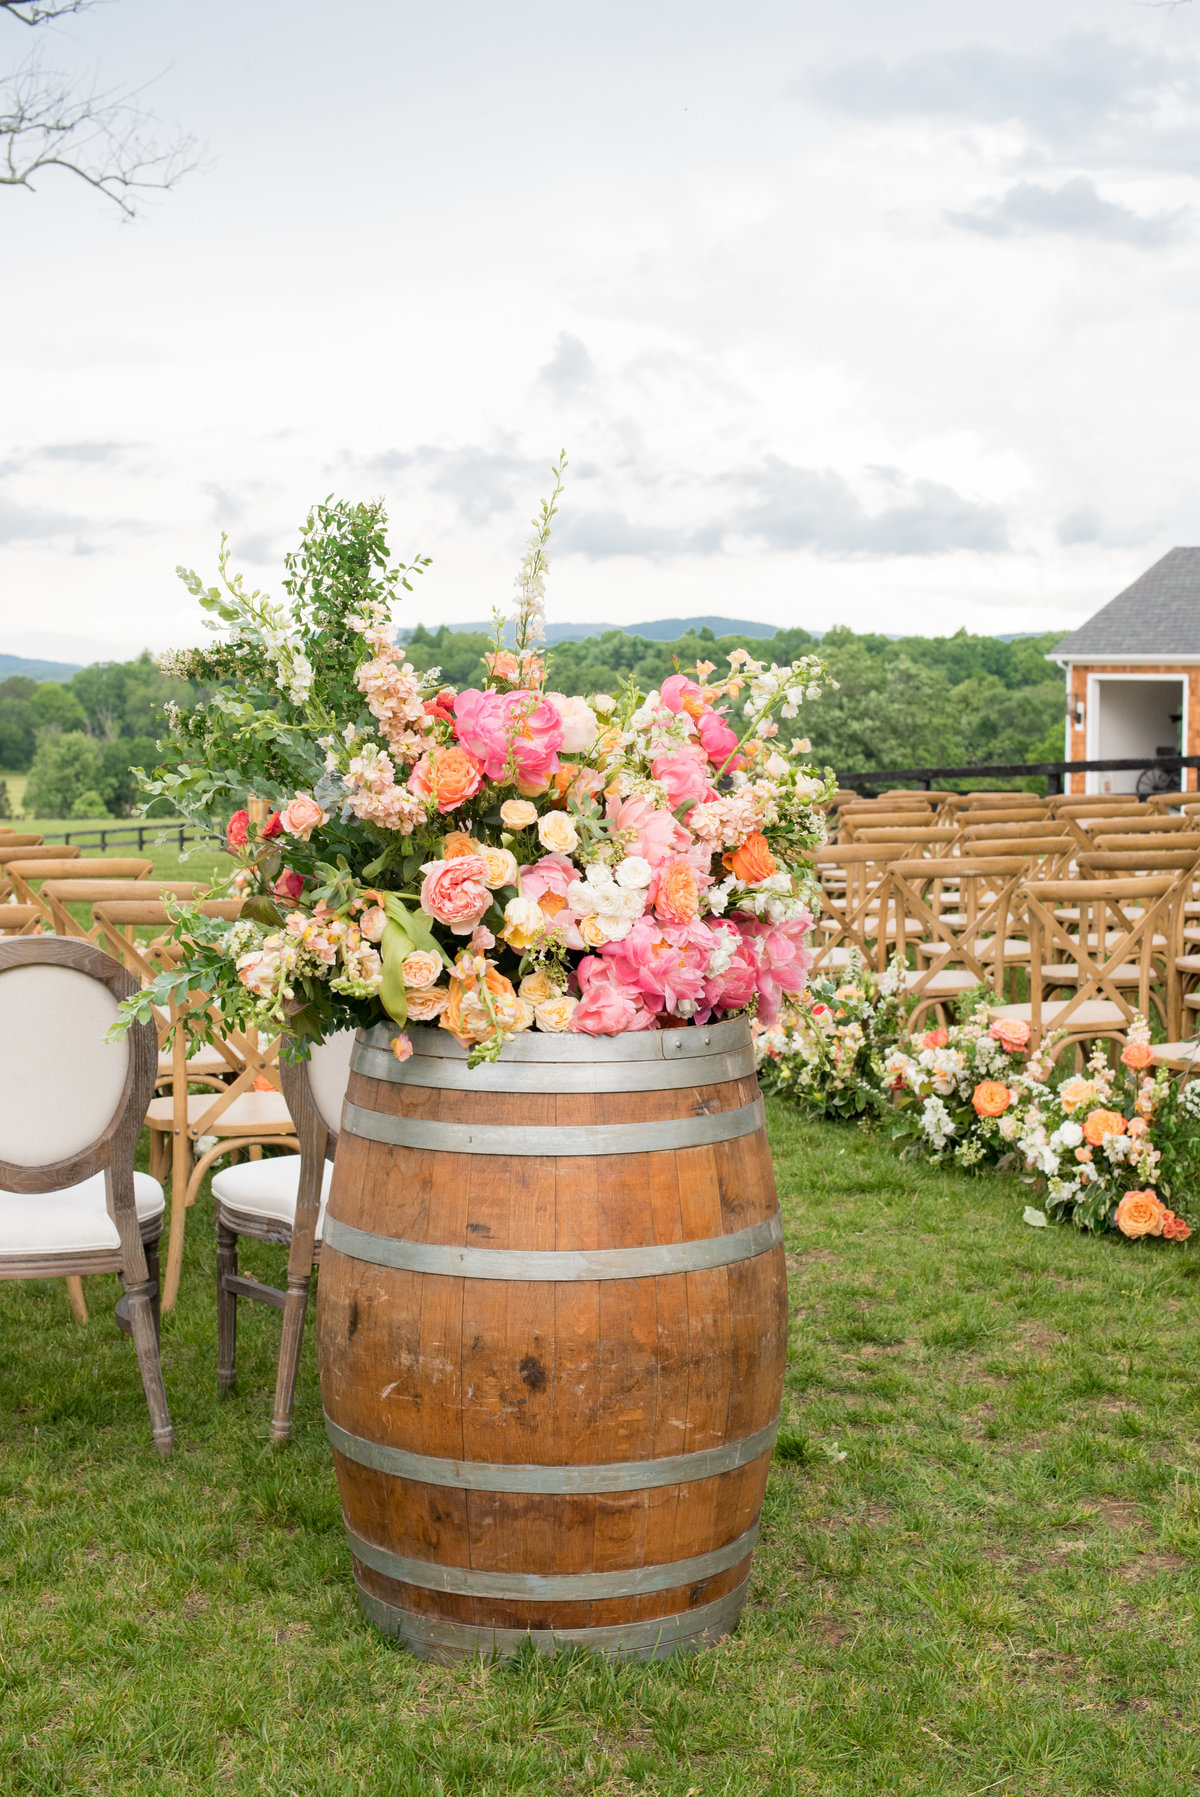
[1067,663,1199,794]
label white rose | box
[579,915,611,947]
[537,810,579,854]
[598,913,634,941]
[592,693,615,715]
[534,994,578,1032]
[546,692,599,754]
[1058,1121,1083,1148]
[615,855,652,889]
[611,887,645,920]
[566,880,599,917]
[765,752,789,778]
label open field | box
[2,1103,1198,1795]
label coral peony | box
[419,855,492,935]
[696,709,743,770]
[455,688,563,788]
[1114,1189,1167,1239]
[1083,1108,1126,1147]
[605,792,690,867]
[659,673,707,718]
[602,916,714,1017]
[736,915,815,1025]
[725,830,777,885]
[972,1080,1012,1118]
[407,745,485,812]
[923,1028,950,1049]
[570,957,657,1034]
[652,854,701,924]
[1163,1211,1193,1241]
[227,809,250,849]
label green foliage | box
[0,695,37,770]
[31,680,87,734]
[23,731,105,816]
[69,651,184,740]
[68,787,109,819]
[0,779,11,820]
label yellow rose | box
[579,915,611,947]
[481,845,519,889]
[501,894,545,951]
[534,995,578,1033]
[519,970,562,1005]
[500,799,539,829]
[537,810,579,854]
[399,950,442,990]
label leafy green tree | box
[0,675,37,702]
[24,730,105,816]
[99,735,159,816]
[69,788,109,819]
[0,698,37,770]
[32,680,87,733]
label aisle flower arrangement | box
[758,984,1197,1245]
[124,464,834,1063]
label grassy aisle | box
[2,1103,1198,1795]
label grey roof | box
[1052,548,1200,658]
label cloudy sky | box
[4,0,1200,661]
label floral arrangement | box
[755,955,905,1122]
[758,980,1196,1246]
[124,464,834,1064]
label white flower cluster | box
[921,1096,956,1149]
[1183,1080,1200,1122]
[566,857,652,942]
[742,655,833,722]
[732,872,812,924]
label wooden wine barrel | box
[315,1014,786,1663]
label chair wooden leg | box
[162,1126,193,1313]
[271,1274,312,1443]
[145,1238,163,1344]
[119,1268,173,1455]
[65,1276,88,1324]
[215,1209,238,1394]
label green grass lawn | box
[2,1103,1198,1795]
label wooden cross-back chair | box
[10,867,170,938]
[888,856,1032,1030]
[810,844,905,971]
[0,835,48,853]
[0,937,172,1452]
[992,873,1185,1056]
[1086,814,1192,837]
[214,1029,354,1441]
[87,898,293,1313]
[0,903,41,937]
[848,826,960,853]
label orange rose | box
[1121,1041,1154,1070]
[1113,1189,1167,1239]
[1083,1109,1126,1147]
[441,829,479,859]
[989,1017,1031,1052]
[1163,1212,1193,1242]
[972,1080,1012,1118]
[724,830,777,885]
[440,965,518,1046]
[654,855,700,924]
[408,747,485,814]
[923,1028,949,1049]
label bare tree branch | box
[0,2,91,23]
[1,1,201,217]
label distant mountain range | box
[402,615,781,645]
[0,652,82,682]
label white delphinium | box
[921,1096,956,1149]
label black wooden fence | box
[836,754,1200,797]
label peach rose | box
[923,1027,949,1050]
[534,994,579,1032]
[500,799,539,829]
[440,966,518,1046]
[1114,1189,1167,1239]
[400,950,441,990]
[419,855,491,935]
[481,845,518,889]
[484,650,520,682]
[972,1080,1013,1118]
[724,830,777,885]
[1121,1041,1154,1070]
[280,794,325,840]
[654,855,701,925]
[358,904,387,942]
[1083,1109,1126,1147]
[408,746,485,813]
[501,894,547,951]
[391,1032,413,1063]
[442,830,479,859]
[537,809,579,854]
[519,970,562,1005]
[579,915,611,948]
[989,1017,1031,1052]
[1059,1077,1095,1114]
[405,986,449,1021]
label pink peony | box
[660,674,706,717]
[520,853,584,950]
[651,747,716,814]
[419,855,492,935]
[602,915,714,1017]
[452,688,563,788]
[700,920,758,1018]
[696,710,743,771]
[605,793,691,867]
[570,958,658,1034]
[736,914,815,1024]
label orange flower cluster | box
[1114,1189,1192,1241]
[972,1080,1013,1118]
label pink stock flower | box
[605,793,691,867]
[696,710,743,771]
[602,915,713,1017]
[651,747,715,814]
[570,957,658,1034]
[452,688,563,787]
[737,915,815,1024]
[419,855,492,935]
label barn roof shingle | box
[1053,548,1200,658]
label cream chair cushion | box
[0,964,130,1166]
[307,1029,355,1136]
[0,1171,164,1256]
[211,1155,333,1238]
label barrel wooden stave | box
[317,1019,786,1660]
